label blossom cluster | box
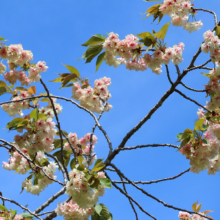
[14,116,57,154]
[56,200,94,220]
[179,109,220,174]
[2,91,30,117]
[0,211,23,220]
[159,0,203,33]
[201,30,220,64]
[72,77,112,113]
[3,148,58,195]
[22,161,58,195]
[178,211,207,220]
[64,132,97,165]
[103,32,185,74]
[65,169,106,209]
[56,169,106,220]
[0,44,48,84]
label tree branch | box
[174,89,210,112]
[40,79,69,181]
[34,187,66,214]
[119,144,179,151]
[112,168,190,185]
[110,164,211,220]
[180,82,206,93]
[0,195,41,220]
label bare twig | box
[110,164,211,220]
[165,65,173,85]
[174,89,210,112]
[34,187,66,214]
[120,144,179,151]
[193,8,218,26]
[38,212,54,216]
[112,168,190,185]
[110,179,157,219]
[119,175,138,220]
[40,79,69,181]
[0,195,41,220]
[45,153,67,184]
[188,59,212,72]
[180,82,206,93]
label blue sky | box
[0,0,220,219]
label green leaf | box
[96,52,105,72]
[6,118,25,130]
[17,119,29,127]
[61,63,80,78]
[82,34,107,47]
[15,87,28,92]
[77,156,84,165]
[0,87,8,96]
[216,25,220,36]
[38,113,48,120]
[195,118,206,131]
[99,204,111,219]
[10,209,17,219]
[62,74,78,87]
[176,133,183,140]
[92,159,105,172]
[0,204,8,211]
[20,213,34,218]
[99,178,112,189]
[179,136,191,151]
[30,108,38,121]
[84,45,103,63]
[95,204,103,215]
[153,22,170,40]
[202,139,208,144]
[0,80,7,87]
[70,158,76,169]
[136,32,155,40]
[0,37,7,41]
[201,72,211,78]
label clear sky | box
[0,0,220,219]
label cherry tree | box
[0,0,219,219]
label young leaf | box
[30,108,38,121]
[96,52,105,72]
[154,22,171,40]
[94,204,103,215]
[82,34,106,47]
[99,178,112,189]
[195,119,206,131]
[70,158,76,170]
[28,86,36,95]
[0,204,8,211]
[77,156,84,165]
[61,63,80,78]
[201,72,211,78]
[0,80,7,87]
[84,45,103,63]
[192,201,198,212]
[61,73,78,87]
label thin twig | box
[34,187,66,214]
[112,168,190,185]
[193,8,218,26]
[120,144,179,151]
[0,195,41,220]
[174,89,211,112]
[38,212,54,216]
[45,153,67,184]
[165,65,173,85]
[110,164,211,220]
[40,79,69,181]
[180,82,206,93]
[119,175,138,220]
[110,178,157,219]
